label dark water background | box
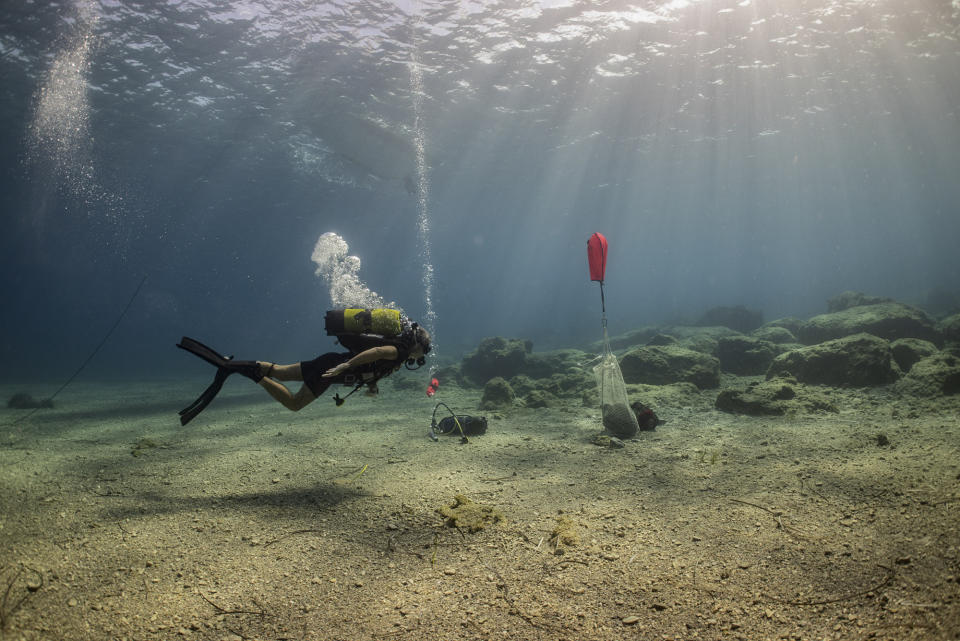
[1,0,958,382]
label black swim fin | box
[178,367,230,426]
[176,336,263,425]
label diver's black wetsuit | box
[300,334,412,397]
[300,352,351,396]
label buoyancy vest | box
[324,309,416,386]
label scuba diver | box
[176,309,431,426]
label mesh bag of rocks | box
[593,344,639,438]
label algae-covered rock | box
[602,327,662,351]
[549,516,580,553]
[798,303,939,345]
[827,291,896,312]
[523,349,591,379]
[619,345,720,389]
[751,325,797,344]
[461,337,532,384]
[480,377,515,409]
[715,377,838,415]
[765,317,804,336]
[766,333,900,387]
[540,371,594,398]
[893,352,960,398]
[716,336,778,375]
[437,494,504,533]
[678,335,721,357]
[508,374,537,397]
[525,389,557,408]
[940,313,960,346]
[890,338,939,373]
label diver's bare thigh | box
[268,363,303,381]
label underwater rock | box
[602,327,662,351]
[939,313,960,346]
[549,516,580,552]
[461,337,532,385]
[523,349,590,379]
[716,336,779,375]
[893,352,960,397]
[602,403,639,438]
[677,334,721,357]
[541,371,594,398]
[437,495,504,533]
[6,393,54,409]
[766,333,900,387]
[827,291,896,313]
[751,325,797,344]
[798,303,939,345]
[715,380,794,415]
[629,401,661,431]
[890,338,939,373]
[508,375,537,397]
[619,345,720,389]
[763,317,804,337]
[647,333,678,346]
[696,305,763,333]
[715,377,838,415]
[480,377,515,409]
[524,389,557,408]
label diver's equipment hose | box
[429,402,467,444]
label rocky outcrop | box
[619,345,720,389]
[604,327,662,351]
[524,389,558,408]
[890,338,939,373]
[766,333,900,387]
[751,325,797,344]
[940,313,960,346]
[893,352,960,398]
[798,303,939,345]
[827,291,895,312]
[715,376,838,415]
[716,336,779,375]
[763,317,804,337]
[480,377,515,409]
[461,337,532,384]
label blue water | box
[1,0,958,382]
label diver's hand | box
[323,362,351,378]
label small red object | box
[426,386,435,397]
[431,378,439,388]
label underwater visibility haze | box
[0,0,958,380]
[4,2,960,640]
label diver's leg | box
[259,379,317,411]
[259,362,304,382]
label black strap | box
[333,369,389,406]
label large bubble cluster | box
[311,232,401,312]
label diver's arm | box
[322,346,400,378]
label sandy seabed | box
[0,377,958,641]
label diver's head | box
[405,323,432,368]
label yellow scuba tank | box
[324,308,404,337]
